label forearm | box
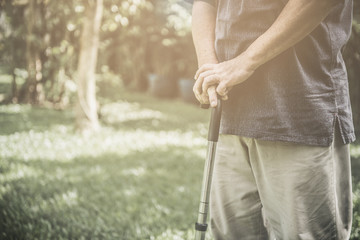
[240,0,338,70]
[192,0,218,67]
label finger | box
[200,90,210,105]
[221,95,228,101]
[194,79,211,104]
[193,71,215,97]
[202,74,220,95]
[216,81,229,97]
[217,85,231,101]
[193,78,204,102]
[207,86,218,108]
[193,84,202,103]
[194,63,216,80]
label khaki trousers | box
[210,131,352,240]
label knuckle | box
[207,90,215,97]
[216,87,225,95]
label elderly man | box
[191,0,355,239]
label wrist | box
[198,56,218,67]
[238,47,262,72]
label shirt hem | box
[220,127,356,147]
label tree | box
[22,0,47,104]
[0,0,26,103]
[75,0,103,132]
[0,0,79,106]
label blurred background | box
[0,0,359,239]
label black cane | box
[195,100,222,240]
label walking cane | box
[195,99,222,240]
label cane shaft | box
[195,100,222,240]
[195,141,217,240]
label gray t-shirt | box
[196,0,356,146]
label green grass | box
[1,82,360,239]
[0,91,215,240]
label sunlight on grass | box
[0,96,213,239]
[0,100,208,165]
[58,190,79,207]
[0,164,40,183]
[101,101,167,123]
[0,104,31,113]
[0,127,207,163]
[122,167,146,176]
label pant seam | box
[330,137,338,240]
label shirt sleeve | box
[184,0,216,7]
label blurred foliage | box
[0,0,197,104]
[352,180,360,240]
[343,0,360,135]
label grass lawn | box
[1,80,360,239]
[0,89,216,240]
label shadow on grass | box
[0,146,206,240]
[0,106,74,135]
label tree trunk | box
[75,0,103,132]
[22,0,45,104]
[10,30,17,103]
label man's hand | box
[193,53,256,107]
